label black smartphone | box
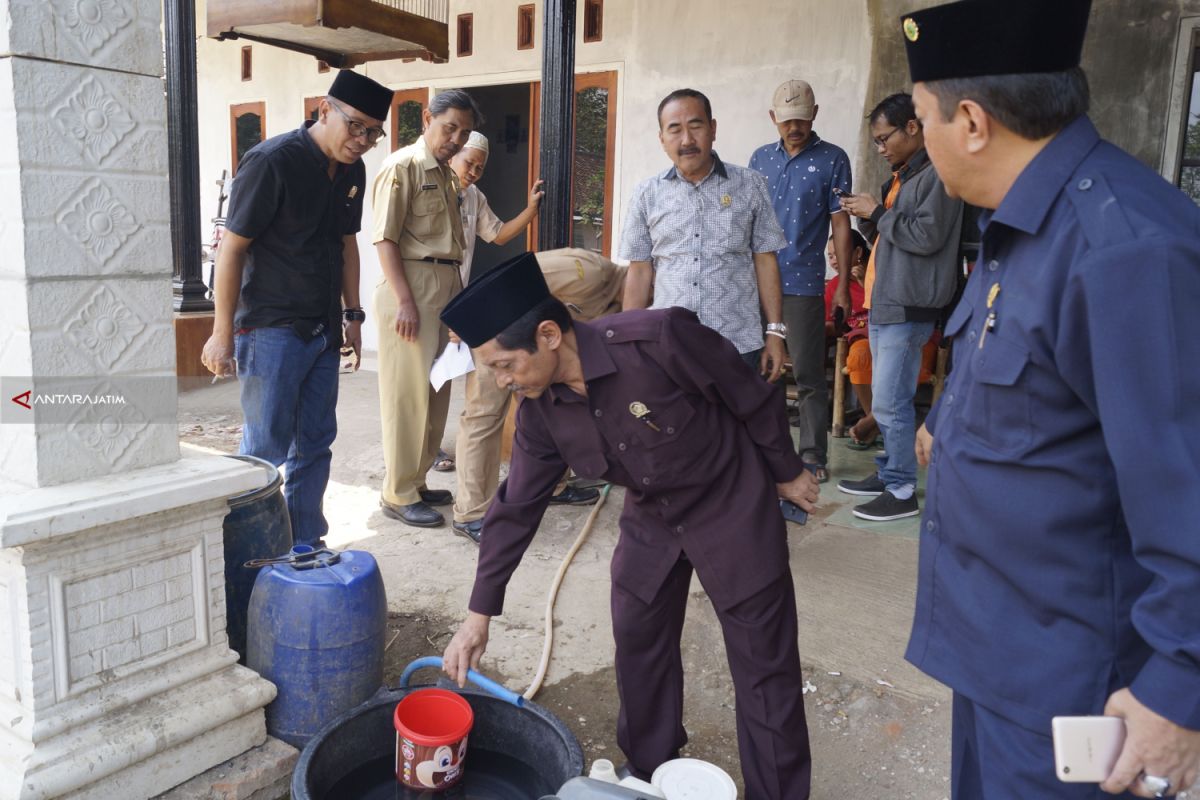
[834,306,853,336]
[780,499,808,525]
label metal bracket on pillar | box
[538,0,577,252]
[166,0,212,312]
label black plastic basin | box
[293,684,583,799]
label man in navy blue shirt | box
[901,1,1200,797]
[201,70,392,546]
[749,80,854,480]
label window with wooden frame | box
[240,46,252,81]
[230,102,265,174]
[390,89,428,152]
[304,96,323,123]
[1174,37,1200,203]
[528,72,619,256]
[517,4,535,50]
[583,0,603,43]
[317,60,330,73]
[457,14,473,57]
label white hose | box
[523,484,612,700]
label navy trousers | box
[611,556,812,800]
[952,693,1140,799]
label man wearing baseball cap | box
[899,1,1200,797]
[750,79,855,483]
[201,69,392,547]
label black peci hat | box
[901,0,1092,84]
[440,252,551,348]
[327,70,394,121]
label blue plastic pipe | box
[399,656,525,707]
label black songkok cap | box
[440,252,550,348]
[327,70,393,121]
[901,0,1092,84]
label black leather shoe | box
[549,485,601,505]
[451,519,482,545]
[380,499,444,528]
[418,488,453,506]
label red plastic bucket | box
[393,688,474,791]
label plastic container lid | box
[651,758,738,800]
[394,688,474,745]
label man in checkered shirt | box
[620,88,790,382]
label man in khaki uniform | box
[372,89,481,528]
[452,248,626,542]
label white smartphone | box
[1051,715,1126,783]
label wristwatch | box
[342,307,366,323]
[766,322,788,336]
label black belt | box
[418,256,462,267]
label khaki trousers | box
[452,361,512,522]
[375,261,461,506]
[452,249,621,522]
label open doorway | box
[460,82,533,282]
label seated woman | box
[824,232,938,449]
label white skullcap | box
[464,131,490,154]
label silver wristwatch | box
[766,322,788,336]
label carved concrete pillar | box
[0,2,276,797]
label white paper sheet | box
[429,341,475,391]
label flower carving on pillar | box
[52,76,136,165]
[65,286,145,370]
[59,180,140,264]
[66,382,148,468]
[55,0,133,56]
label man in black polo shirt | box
[201,70,393,546]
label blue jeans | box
[868,320,935,494]
[236,326,340,545]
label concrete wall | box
[195,0,875,351]
[860,0,1200,194]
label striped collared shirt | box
[619,154,786,353]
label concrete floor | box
[178,360,954,799]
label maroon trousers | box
[611,556,812,800]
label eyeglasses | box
[872,126,904,149]
[327,99,386,145]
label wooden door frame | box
[528,81,541,251]
[527,70,618,256]
[391,88,428,151]
[229,101,266,174]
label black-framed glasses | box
[327,99,386,144]
[872,126,904,149]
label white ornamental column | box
[0,1,276,798]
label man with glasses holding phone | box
[201,69,392,547]
[838,92,962,521]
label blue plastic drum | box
[221,454,293,662]
[246,546,387,748]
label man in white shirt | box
[450,132,542,285]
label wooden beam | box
[206,0,449,60]
[323,0,448,59]
[207,0,317,37]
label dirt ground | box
[179,365,954,799]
